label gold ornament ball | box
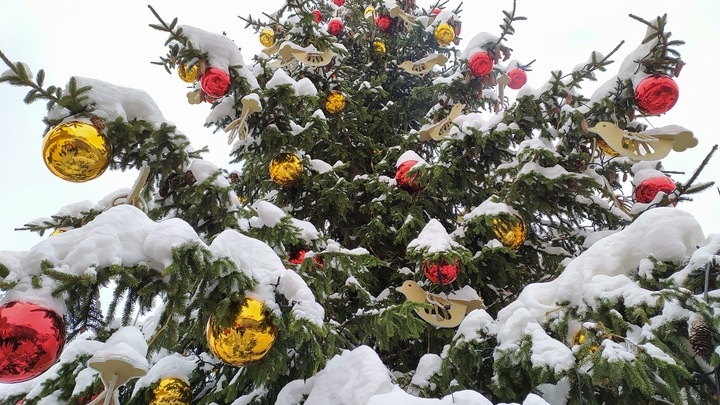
[41,121,111,183]
[259,28,276,48]
[149,378,191,405]
[434,23,455,47]
[492,214,527,250]
[596,138,619,157]
[269,153,303,186]
[325,90,346,114]
[177,64,198,83]
[572,329,586,346]
[206,298,277,367]
[373,40,386,56]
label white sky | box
[1,0,718,252]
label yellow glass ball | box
[325,90,346,114]
[41,121,111,183]
[259,28,276,48]
[177,64,198,83]
[434,23,455,47]
[206,298,277,367]
[373,40,386,56]
[492,214,527,250]
[572,329,586,346]
[269,153,303,186]
[596,138,620,157]
[149,378,191,405]
[364,6,375,18]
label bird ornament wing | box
[399,53,448,76]
[589,122,697,161]
[292,49,337,67]
[396,280,474,328]
[419,103,465,141]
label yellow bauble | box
[364,6,375,18]
[373,40,386,56]
[325,90,346,114]
[434,23,455,47]
[269,153,303,186]
[596,138,620,157]
[149,378,191,405]
[206,298,277,366]
[492,214,527,250]
[41,121,111,182]
[572,329,586,346]
[177,64,198,83]
[259,28,276,48]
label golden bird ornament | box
[419,103,464,141]
[396,280,484,328]
[399,54,449,76]
[588,122,697,161]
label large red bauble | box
[634,176,676,204]
[200,67,231,99]
[423,258,460,285]
[328,18,344,36]
[395,160,421,192]
[468,52,493,77]
[634,75,679,115]
[507,68,527,90]
[333,0,345,6]
[376,15,393,32]
[0,301,66,383]
[288,249,323,267]
[312,10,322,23]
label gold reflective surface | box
[269,153,303,186]
[149,378,191,405]
[434,23,455,46]
[41,121,110,182]
[492,214,527,250]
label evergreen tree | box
[0,1,717,404]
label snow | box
[631,161,671,186]
[397,150,427,167]
[178,25,258,89]
[367,387,494,405]
[455,309,496,343]
[132,353,197,395]
[407,219,460,254]
[266,68,319,97]
[291,218,320,244]
[190,159,231,188]
[410,354,441,390]
[310,159,333,174]
[254,200,287,227]
[463,198,517,220]
[459,32,500,60]
[89,326,149,375]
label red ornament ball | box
[635,176,676,204]
[634,75,679,115]
[288,249,323,267]
[333,0,345,6]
[312,10,322,23]
[423,258,460,285]
[0,301,66,383]
[328,18,344,36]
[468,51,493,77]
[200,67,231,99]
[395,160,421,192]
[431,8,442,16]
[376,15,393,32]
[507,68,527,90]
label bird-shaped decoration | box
[399,53,449,76]
[225,96,263,144]
[389,5,416,25]
[396,280,484,328]
[589,122,698,161]
[419,103,464,141]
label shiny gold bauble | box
[325,90,346,114]
[259,28,276,48]
[206,298,277,366]
[41,121,111,182]
[572,329,586,346]
[434,23,455,47]
[596,138,620,157]
[373,40,386,56]
[269,153,303,186]
[492,214,527,250]
[177,64,198,83]
[149,378,191,405]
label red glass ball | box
[634,75,679,115]
[200,67,231,99]
[0,301,66,383]
[333,0,345,6]
[376,15,393,32]
[288,249,323,267]
[507,68,527,90]
[468,52,493,77]
[312,10,322,23]
[423,258,460,285]
[328,18,344,36]
[395,160,421,192]
[635,176,676,204]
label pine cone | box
[168,173,184,192]
[184,170,197,186]
[689,318,714,357]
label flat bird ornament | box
[589,122,698,161]
[397,280,484,328]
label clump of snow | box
[410,354,441,390]
[463,198,516,221]
[89,326,149,377]
[455,309,496,343]
[291,218,319,244]
[407,219,460,254]
[132,353,197,395]
[310,159,333,174]
[631,161,671,186]
[254,200,287,227]
[397,150,427,167]
[266,68,318,96]
[459,32,500,60]
[367,387,494,405]
[178,25,258,89]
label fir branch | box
[494,0,526,47]
[0,50,60,104]
[676,145,718,196]
[628,13,685,75]
[147,5,185,44]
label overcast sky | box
[1,0,718,252]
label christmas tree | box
[0,0,719,404]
